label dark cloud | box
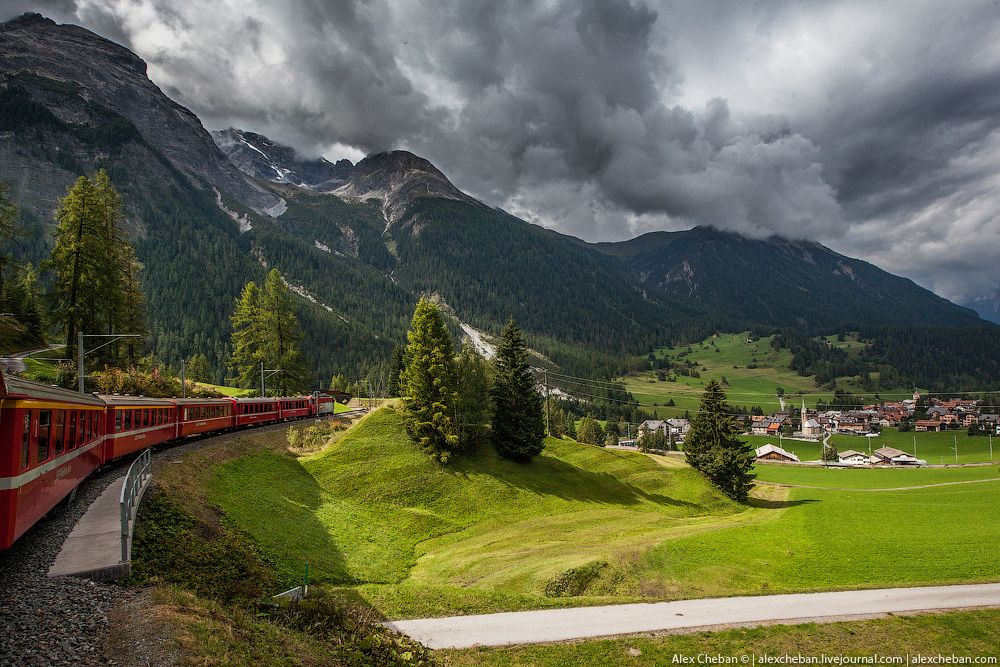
[21,0,1000,309]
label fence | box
[119,448,153,563]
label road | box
[387,583,1000,648]
[0,344,63,374]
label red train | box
[0,371,341,549]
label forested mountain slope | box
[2,12,996,387]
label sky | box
[8,0,1000,316]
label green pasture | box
[203,407,1000,621]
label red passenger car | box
[234,397,281,426]
[99,395,178,461]
[0,376,107,549]
[175,398,235,437]
[279,396,314,420]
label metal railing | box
[120,448,153,563]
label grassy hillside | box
[207,407,746,617]
[625,331,921,418]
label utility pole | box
[913,435,916,458]
[77,330,84,394]
[260,361,265,398]
[77,332,141,393]
[181,358,186,399]
[953,434,958,464]
[990,432,994,462]
[543,370,550,437]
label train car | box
[233,397,281,427]
[99,395,178,461]
[174,398,235,437]
[0,375,108,549]
[316,395,335,415]
[279,396,314,420]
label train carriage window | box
[116,409,122,432]
[38,410,50,462]
[125,410,133,431]
[54,411,65,455]
[21,411,31,469]
[68,411,77,450]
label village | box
[626,394,1000,467]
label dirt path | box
[388,583,1000,649]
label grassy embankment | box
[130,406,1000,661]
[202,408,1000,616]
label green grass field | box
[201,407,1000,622]
[208,407,755,617]
[743,427,998,464]
[625,332,917,418]
[754,462,1000,488]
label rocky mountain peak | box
[212,127,353,191]
[333,150,482,227]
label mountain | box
[213,127,353,192]
[1,13,997,388]
[596,226,982,331]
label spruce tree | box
[402,298,459,462]
[490,319,544,461]
[229,270,307,394]
[185,353,212,383]
[387,344,406,397]
[454,343,492,449]
[684,379,755,501]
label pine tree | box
[260,269,307,394]
[230,281,265,390]
[387,344,406,397]
[490,319,544,461]
[229,270,307,395]
[402,298,460,462]
[185,353,212,383]
[684,379,756,501]
[0,182,18,303]
[454,343,492,450]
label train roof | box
[96,395,177,406]
[3,375,107,406]
[172,397,234,405]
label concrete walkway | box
[388,583,1000,648]
[48,473,130,582]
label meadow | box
[625,332,917,418]
[196,407,1000,621]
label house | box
[834,417,867,433]
[870,446,922,466]
[980,414,1000,435]
[962,413,979,427]
[755,444,800,463]
[926,406,949,418]
[801,418,823,437]
[637,419,667,435]
[914,419,944,432]
[837,449,870,465]
[940,413,960,425]
[666,418,691,438]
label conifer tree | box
[387,344,406,397]
[490,319,544,461]
[229,269,306,394]
[454,342,492,449]
[402,298,459,462]
[185,353,212,383]
[684,379,755,501]
[0,182,18,301]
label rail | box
[119,448,152,563]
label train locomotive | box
[0,370,338,549]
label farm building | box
[914,419,944,432]
[754,444,800,463]
[870,446,922,466]
[837,449,870,465]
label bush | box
[544,561,608,597]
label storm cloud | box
[9,0,1000,314]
